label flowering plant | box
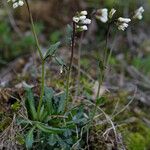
[8,0,24,8]
[6,0,145,149]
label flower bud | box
[109,8,116,18]
[18,0,24,6]
[96,8,108,23]
[79,15,86,21]
[118,23,128,31]
[13,2,18,8]
[73,17,80,23]
[81,18,91,24]
[133,6,144,20]
[118,17,131,23]
[77,25,88,31]
[80,10,88,16]
[81,25,88,31]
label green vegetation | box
[0,0,150,150]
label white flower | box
[117,17,131,31]
[79,15,86,21]
[18,0,24,6]
[60,66,63,74]
[81,25,88,31]
[73,17,80,23]
[81,18,91,24]
[118,17,131,23]
[77,25,88,31]
[13,2,18,9]
[96,8,108,23]
[133,6,144,20]
[73,10,91,32]
[109,8,116,18]
[8,0,24,9]
[80,10,88,16]
[118,23,128,31]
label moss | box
[11,101,21,112]
[127,133,146,150]
[123,122,150,150]
[91,89,150,150]
[0,117,12,132]
[15,134,25,145]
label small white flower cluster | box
[96,8,108,23]
[95,6,144,31]
[7,0,24,9]
[95,8,116,23]
[117,17,131,31]
[133,6,144,20]
[73,11,91,32]
[117,6,144,31]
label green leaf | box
[63,129,72,137]
[16,118,32,126]
[44,87,54,114]
[44,42,61,60]
[55,57,65,66]
[54,92,66,114]
[66,24,73,34]
[39,105,45,121]
[25,126,35,149]
[48,134,57,146]
[38,105,48,121]
[56,135,69,149]
[58,93,66,113]
[65,24,72,44]
[41,111,48,122]
[36,122,66,134]
[25,88,37,120]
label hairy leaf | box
[44,87,54,115]
[39,105,45,121]
[55,57,65,66]
[36,122,66,134]
[25,126,35,149]
[44,42,61,59]
[25,88,37,120]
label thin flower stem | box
[106,47,113,66]
[90,69,104,122]
[96,70,104,99]
[96,23,111,99]
[65,22,76,111]
[91,23,112,122]
[75,32,84,101]
[88,70,104,130]
[25,0,43,60]
[25,0,45,117]
[104,23,111,66]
